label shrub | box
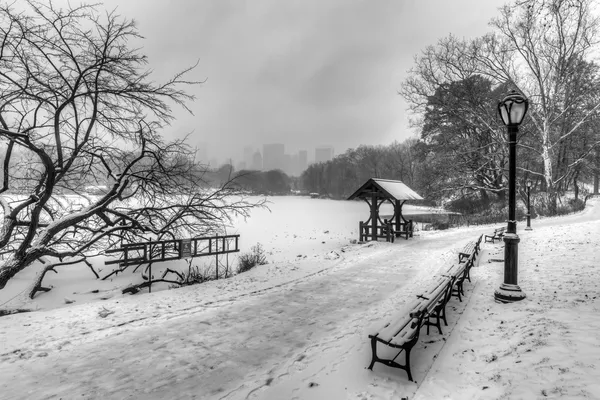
[430,220,450,230]
[568,198,585,212]
[181,264,213,286]
[237,243,268,274]
[555,198,585,216]
[446,196,495,215]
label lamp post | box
[525,180,532,231]
[495,89,528,304]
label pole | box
[507,126,517,236]
[525,185,532,231]
[371,192,377,241]
[495,125,526,303]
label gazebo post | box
[395,199,401,238]
[371,191,378,241]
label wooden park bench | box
[444,250,475,302]
[458,242,476,263]
[367,277,453,382]
[367,233,480,381]
[484,227,506,244]
[422,276,456,336]
[458,234,483,263]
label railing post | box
[215,234,219,280]
[148,264,152,293]
[359,221,363,242]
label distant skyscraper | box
[283,154,292,175]
[209,157,219,168]
[298,150,308,173]
[251,151,262,170]
[291,154,299,176]
[263,143,285,171]
[243,146,254,169]
[315,146,334,163]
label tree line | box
[304,0,600,214]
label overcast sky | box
[95,0,507,164]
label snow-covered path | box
[1,200,598,400]
[0,231,464,400]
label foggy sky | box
[90,0,506,163]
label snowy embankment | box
[0,199,598,399]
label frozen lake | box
[227,196,426,262]
[0,194,430,310]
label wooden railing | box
[359,220,413,243]
[105,234,240,267]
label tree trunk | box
[496,189,506,203]
[480,189,489,202]
[594,148,599,195]
[573,171,580,201]
[0,253,38,290]
[541,132,557,215]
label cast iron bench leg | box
[456,282,463,302]
[368,337,415,382]
[441,305,448,326]
[405,347,414,382]
[368,337,379,370]
[426,313,443,335]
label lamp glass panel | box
[499,104,510,125]
[510,102,526,124]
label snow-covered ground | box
[0,198,598,399]
[0,196,434,312]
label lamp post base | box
[525,214,532,230]
[494,283,526,303]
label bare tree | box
[0,1,263,297]
[481,0,600,212]
[400,37,511,201]
[402,0,600,212]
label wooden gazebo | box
[347,178,423,242]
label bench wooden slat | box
[388,320,420,347]
[374,313,414,344]
[410,281,449,320]
[373,296,423,343]
[458,241,476,262]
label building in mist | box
[209,157,219,168]
[298,150,308,173]
[263,143,285,171]
[283,154,292,175]
[315,146,334,163]
[251,150,262,170]
[243,146,254,169]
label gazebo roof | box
[347,178,423,201]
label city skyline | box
[200,142,333,176]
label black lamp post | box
[525,180,532,231]
[495,89,528,304]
